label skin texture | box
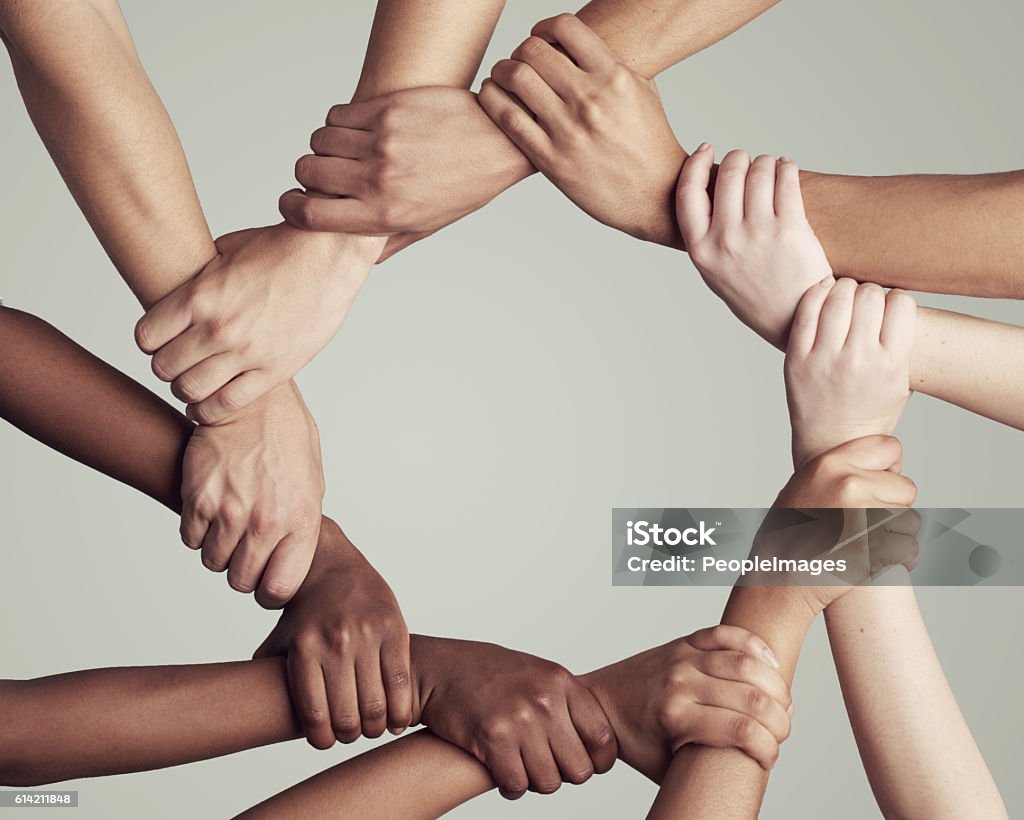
[0,0,327,602]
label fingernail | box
[819,275,836,287]
[763,648,781,669]
[780,156,791,163]
[391,726,406,736]
[697,142,711,153]
[787,703,795,718]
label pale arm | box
[913,307,1024,429]
[825,580,1008,819]
[647,589,815,819]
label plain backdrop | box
[1,1,1022,817]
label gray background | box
[1,0,1022,817]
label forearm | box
[577,0,780,78]
[648,589,815,819]
[0,0,215,307]
[354,0,506,100]
[911,307,1024,429]
[825,580,1007,819]
[801,170,1024,298]
[238,729,493,820]
[0,660,300,786]
[0,308,190,511]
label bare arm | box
[913,307,1024,429]
[0,0,213,307]
[824,581,1008,820]
[576,0,780,78]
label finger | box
[688,625,782,671]
[548,721,596,786]
[309,125,375,159]
[255,529,318,610]
[880,289,918,355]
[839,435,904,473]
[380,636,413,735]
[150,325,217,383]
[478,79,553,166]
[325,659,362,744]
[279,189,383,235]
[847,283,887,349]
[868,532,920,575]
[325,100,381,129]
[355,653,389,739]
[744,155,778,221]
[697,679,791,743]
[187,370,270,425]
[682,706,781,770]
[871,470,918,508]
[712,150,752,229]
[290,654,334,750]
[489,59,565,130]
[813,277,858,351]
[698,650,792,712]
[520,738,563,795]
[787,277,835,357]
[883,507,922,538]
[510,35,584,98]
[487,748,530,800]
[179,493,214,550]
[567,680,618,775]
[200,512,246,574]
[135,286,194,355]
[226,533,275,595]
[531,14,618,73]
[775,157,806,219]
[676,143,715,248]
[171,352,246,404]
[294,154,366,198]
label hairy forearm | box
[238,729,493,819]
[801,170,1024,298]
[911,307,1024,429]
[354,0,506,100]
[577,0,780,78]
[0,0,215,307]
[825,581,1007,819]
[648,589,814,819]
[0,308,190,510]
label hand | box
[677,146,833,349]
[180,380,324,606]
[478,14,686,247]
[254,518,412,748]
[412,635,617,800]
[582,626,792,780]
[279,87,533,259]
[746,507,922,613]
[786,278,917,468]
[136,224,383,424]
[773,436,918,509]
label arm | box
[825,583,1008,820]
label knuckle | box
[134,317,156,353]
[733,651,752,677]
[326,624,353,653]
[567,764,594,785]
[173,372,203,403]
[498,107,530,134]
[360,699,388,721]
[515,36,547,61]
[204,314,236,344]
[250,505,283,538]
[294,154,317,185]
[333,715,361,739]
[534,779,561,795]
[302,704,329,727]
[309,127,330,154]
[228,573,256,594]
[386,668,410,690]
[480,719,511,744]
[746,687,768,715]
[730,716,756,743]
[262,577,299,604]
